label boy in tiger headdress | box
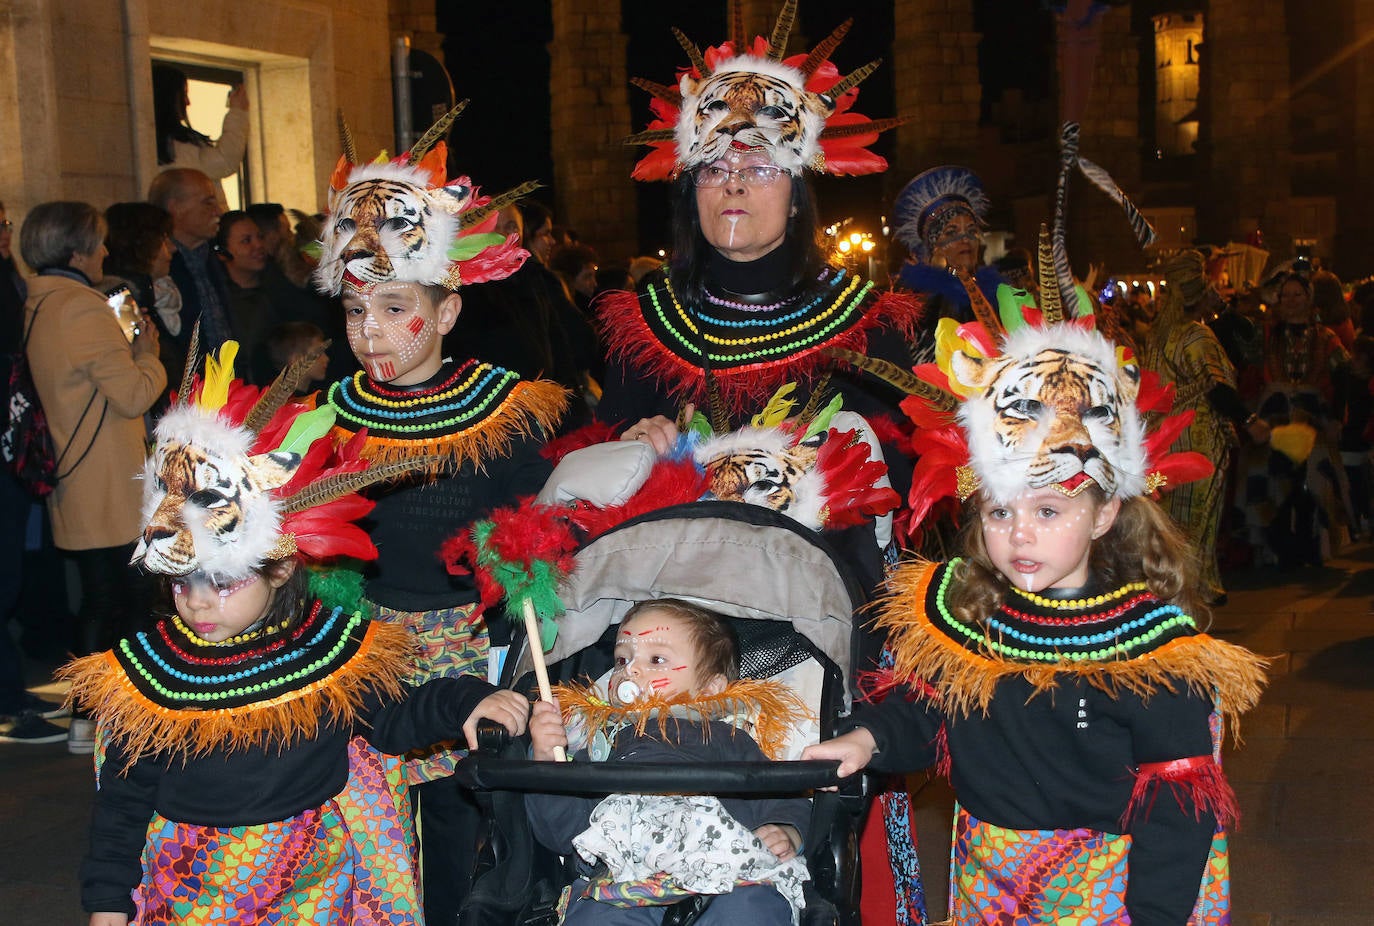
[311,107,567,923]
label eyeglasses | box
[690,164,786,189]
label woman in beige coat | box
[20,202,165,656]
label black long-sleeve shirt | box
[82,674,498,916]
[849,677,1218,926]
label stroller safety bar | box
[452,755,846,794]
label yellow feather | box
[200,341,239,412]
[934,318,984,399]
[752,383,798,428]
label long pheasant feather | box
[819,117,907,139]
[459,180,542,230]
[824,59,882,101]
[279,456,437,514]
[630,77,683,106]
[177,319,201,407]
[243,340,331,435]
[406,101,468,165]
[824,347,958,411]
[768,0,798,60]
[673,27,710,78]
[799,19,853,79]
[337,110,357,165]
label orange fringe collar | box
[57,619,415,769]
[876,561,1269,746]
[553,678,814,761]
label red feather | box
[1150,452,1215,495]
[539,421,621,464]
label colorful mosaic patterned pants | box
[132,738,421,925]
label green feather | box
[802,394,844,441]
[273,406,336,457]
[687,410,713,440]
[448,232,506,261]
[307,566,367,615]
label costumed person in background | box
[64,340,531,926]
[600,8,921,919]
[601,1,918,465]
[891,165,1006,360]
[803,289,1268,926]
[527,599,813,926]
[1238,271,1353,567]
[312,107,567,924]
[1142,250,1270,605]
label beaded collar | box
[870,559,1268,721]
[60,600,414,765]
[599,264,921,416]
[321,359,567,470]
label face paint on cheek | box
[372,359,396,380]
[650,678,671,690]
[726,215,740,248]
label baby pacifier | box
[615,680,642,703]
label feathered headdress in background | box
[315,104,538,295]
[892,165,992,259]
[626,0,903,180]
[132,330,426,583]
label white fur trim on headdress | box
[954,324,1147,503]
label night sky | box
[436,1,1054,257]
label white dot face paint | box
[342,282,444,385]
[979,488,1116,594]
[608,610,703,705]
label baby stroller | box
[451,417,893,926]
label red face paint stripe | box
[407,316,425,336]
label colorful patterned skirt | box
[948,806,1231,926]
[132,738,422,925]
[370,600,489,785]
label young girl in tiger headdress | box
[64,343,530,926]
[805,317,1268,926]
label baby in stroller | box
[526,598,812,925]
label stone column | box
[1197,0,1292,257]
[1064,6,1145,275]
[548,0,637,260]
[1342,0,1374,277]
[891,0,982,178]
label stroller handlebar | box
[452,755,848,794]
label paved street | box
[2,548,1371,924]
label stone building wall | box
[0,0,397,234]
[891,0,982,178]
[548,0,637,260]
[1064,6,1144,278]
[1198,0,1292,257]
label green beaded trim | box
[326,364,519,437]
[644,273,874,366]
[117,608,366,705]
[929,559,1198,664]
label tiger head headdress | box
[832,228,1214,535]
[626,0,903,180]
[315,105,537,296]
[132,336,428,583]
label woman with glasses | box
[595,10,920,463]
[591,9,930,926]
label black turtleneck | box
[704,241,795,302]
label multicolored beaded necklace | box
[325,359,521,439]
[926,559,1198,665]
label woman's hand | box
[619,402,694,455]
[132,313,160,358]
[462,690,530,751]
[227,84,249,111]
[528,699,568,761]
[801,727,878,780]
[754,823,801,861]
